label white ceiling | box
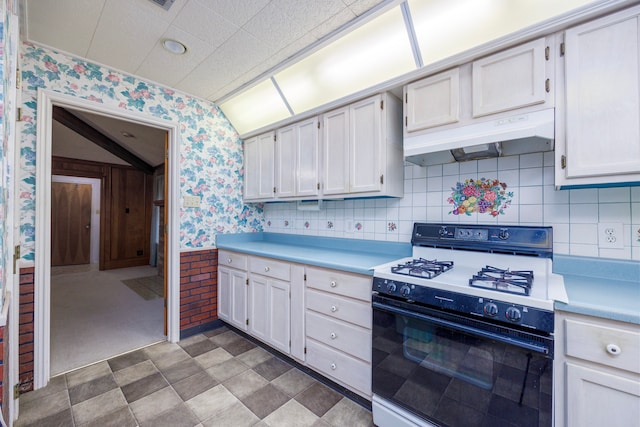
[21,0,387,104]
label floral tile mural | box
[448,178,513,216]
[18,42,264,261]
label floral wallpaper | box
[18,42,263,262]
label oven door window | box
[373,304,553,427]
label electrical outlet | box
[183,195,200,208]
[597,222,624,249]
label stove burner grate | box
[391,258,454,279]
[469,265,533,296]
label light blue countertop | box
[216,232,411,276]
[216,233,640,324]
[553,255,640,325]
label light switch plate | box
[183,195,200,208]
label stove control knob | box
[506,307,522,322]
[386,282,397,293]
[400,285,411,297]
[483,302,499,317]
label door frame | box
[34,89,181,388]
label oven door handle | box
[373,301,551,355]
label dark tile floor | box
[15,326,373,427]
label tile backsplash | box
[264,152,640,260]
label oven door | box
[372,294,553,427]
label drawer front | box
[218,250,248,271]
[565,319,640,374]
[306,311,371,362]
[249,256,290,281]
[306,289,371,329]
[306,267,371,302]
[306,339,371,396]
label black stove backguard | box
[411,223,553,258]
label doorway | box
[34,89,181,388]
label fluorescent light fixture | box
[219,79,291,135]
[409,0,594,64]
[162,38,187,55]
[274,6,416,114]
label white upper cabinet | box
[323,93,404,198]
[556,5,640,188]
[276,117,320,199]
[405,68,460,133]
[472,38,548,117]
[244,131,275,201]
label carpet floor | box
[51,264,166,376]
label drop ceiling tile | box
[135,25,219,89]
[242,0,307,54]
[125,0,188,23]
[87,0,171,73]
[349,0,387,16]
[23,0,106,57]
[195,0,271,27]
[309,7,357,40]
[172,1,239,47]
[278,0,346,33]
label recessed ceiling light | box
[162,39,187,55]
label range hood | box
[404,108,555,166]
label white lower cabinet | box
[304,267,372,398]
[554,311,640,427]
[217,250,248,331]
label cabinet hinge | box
[304,274,307,281]
[273,134,276,142]
[561,155,567,169]
[13,245,20,274]
[405,116,407,127]
[545,79,550,93]
[380,174,384,185]
[380,100,384,110]
[16,68,20,89]
[13,384,20,399]
[304,347,307,354]
[273,187,276,193]
[560,42,565,56]
[246,319,249,326]
[16,107,22,122]
[405,93,408,103]
[317,183,320,190]
[317,121,320,129]
[246,278,249,285]
[545,46,550,61]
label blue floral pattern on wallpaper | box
[18,42,263,261]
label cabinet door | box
[244,132,275,200]
[276,125,296,198]
[405,68,460,132]
[563,10,640,179]
[217,266,232,322]
[229,269,248,331]
[566,363,640,427]
[472,38,547,117]
[248,275,268,341]
[322,106,350,195]
[243,136,259,200]
[296,118,320,197]
[350,95,382,194]
[267,278,290,354]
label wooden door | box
[51,182,92,266]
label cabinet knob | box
[330,363,337,370]
[227,258,232,263]
[330,281,337,288]
[330,332,337,339]
[330,305,338,313]
[606,344,622,356]
[264,266,270,272]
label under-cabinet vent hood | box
[404,108,555,166]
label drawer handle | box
[264,266,270,272]
[330,281,337,288]
[227,258,232,263]
[606,344,622,356]
[330,332,337,339]
[330,305,338,313]
[330,363,337,370]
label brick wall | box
[19,267,34,393]
[179,249,218,331]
